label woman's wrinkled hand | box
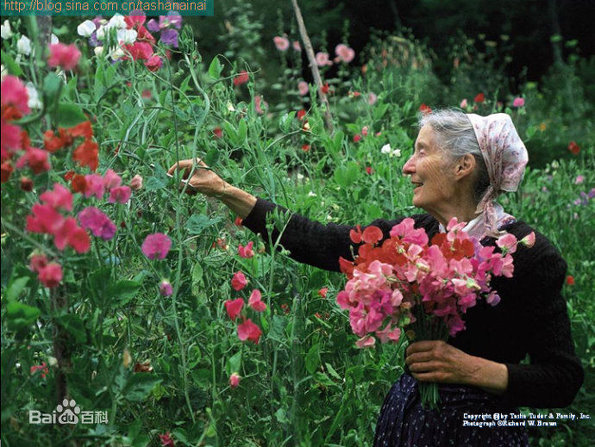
[405,340,480,386]
[167,158,228,197]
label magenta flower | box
[231,271,247,291]
[273,36,290,51]
[237,318,262,344]
[512,97,525,107]
[48,43,81,71]
[78,207,117,240]
[298,81,309,96]
[248,289,266,312]
[225,298,244,320]
[237,241,254,258]
[159,280,173,296]
[335,44,355,63]
[38,262,63,288]
[229,372,241,388]
[574,175,584,185]
[103,169,122,190]
[84,174,106,199]
[141,233,172,260]
[40,183,73,212]
[109,186,132,204]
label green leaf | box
[144,176,168,191]
[208,56,223,80]
[226,351,242,376]
[237,119,247,144]
[279,112,295,133]
[5,277,29,302]
[204,147,219,166]
[305,343,320,374]
[106,280,141,306]
[373,103,389,120]
[57,314,87,343]
[186,214,221,235]
[325,362,342,381]
[333,162,360,188]
[6,301,40,331]
[275,408,289,424]
[43,73,63,111]
[123,374,162,402]
[1,50,23,76]
[55,103,87,127]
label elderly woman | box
[169,109,583,446]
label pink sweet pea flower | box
[460,98,468,108]
[103,169,122,190]
[273,36,289,51]
[298,81,309,96]
[254,95,266,115]
[315,52,332,66]
[248,289,266,312]
[141,233,172,259]
[496,233,518,254]
[233,70,249,86]
[355,335,375,348]
[229,372,241,388]
[78,207,117,240]
[29,253,48,272]
[38,262,63,288]
[159,280,173,296]
[40,183,73,211]
[123,41,153,60]
[238,241,254,258]
[158,432,175,447]
[231,271,247,291]
[84,174,106,199]
[1,75,30,116]
[237,318,262,344]
[335,44,355,63]
[15,147,50,174]
[520,232,536,248]
[26,203,64,235]
[512,97,525,107]
[109,185,132,204]
[368,92,377,105]
[145,55,163,72]
[225,298,244,320]
[53,216,90,252]
[48,43,81,71]
[318,287,328,298]
[292,40,301,51]
[574,175,584,185]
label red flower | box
[158,432,175,447]
[38,262,63,288]
[72,139,99,171]
[1,75,31,117]
[213,127,223,139]
[567,141,580,155]
[1,161,13,183]
[301,144,311,152]
[234,216,243,226]
[233,70,249,86]
[474,93,485,104]
[30,362,49,378]
[71,174,87,193]
[237,318,262,344]
[231,271,248,291]
[225,298,244,320]
[365,166,373,175]
[238,241,254,258]
[145,55,163,72]
[419,103,432,114]
[296,109,306,121]
[349,225,363,243]
[353,134,362,143]
[362,225,383,244]
[20,176,34,191]
[48,43,81,71]
[318,287,328,298]
[70,121,93,139]
[16,147,51,174]
[566,275,575,286]
[123,42,153,61]
[320,82,330,95]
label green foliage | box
[1,13,593,447]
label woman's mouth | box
[412,182,423,192]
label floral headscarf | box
[466,113,529,238]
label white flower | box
[108,14,127,29]
[48,356,58,367]
[77,20,96,37]
[381,143,392,154]
[17,35,31,55]
[26,82,42,109]
[1,20,13,40]
[117,28,137,45]
[1,65,7,81]
[51,34,59,44]
[110,47,125,61]
[94,46,104,57]
[308,191,317,197]
[391,148,401,157]
[96,25,107,40]
[226,102,236,112]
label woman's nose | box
[402,156,415,175]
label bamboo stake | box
[290,0,334,133]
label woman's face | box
[402,125,457,215]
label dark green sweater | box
[243,198,584,409]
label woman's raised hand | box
[167,158,228,197]
[167,158,257,218]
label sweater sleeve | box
[241,198,432,272]
[499,237,584,408]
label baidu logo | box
[29,399,108,425]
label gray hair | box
[419,109,490,204]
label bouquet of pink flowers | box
[337,217,534,408]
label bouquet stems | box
[409,304,450,411]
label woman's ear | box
[454,154,476,180]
